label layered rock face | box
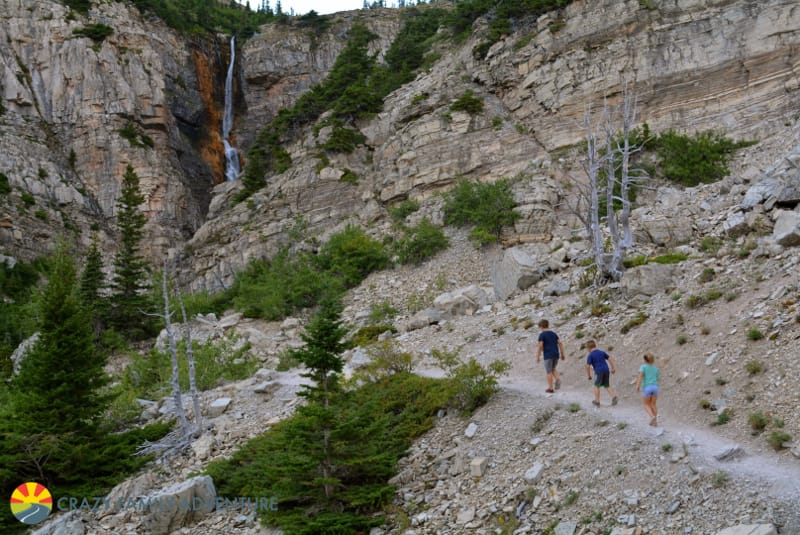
[0,0,217,260]
[483,0,800,149]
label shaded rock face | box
[0,0,217,260]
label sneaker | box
[592,400,600,407]
[555,379,561,390]
[649,416,658,427]
[611,396,618,406]
[545,389,555,394]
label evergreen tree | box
[79,232,105,312]
[288,296,347,406]
[110,164,150,336]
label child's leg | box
[607,386,617,399]
[546,371,554,390]
[650,395,658,417]
[593,386,600,404]
[642,396,653,417]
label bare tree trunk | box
[618,87,638,250]
[584,112,605,281]
[177,291,203,438]
[162,260,190,438]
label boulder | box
[524,462,545,483]
[492,247,546,300]
[544,278,571,296]
[433,285,489,318]
[399,308,442,332]
[620,264,676,296]
[469,457,488,477]
[722,210,749,236]
[140,476,216,535]
[554,521,578,535]
[772,209,800,246]
[208,397,232,418]
[634,210,693,245]
[31,511,84,535]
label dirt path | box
[500,372,800,507]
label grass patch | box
[767,431,792,451]
[745,359,764,375]
[748,411,768,434]
[746,328,764,341]
[388,199,420,221]
[620,311,648,334]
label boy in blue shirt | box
[584,340,618,407]
[536,319,565,393]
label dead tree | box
[177,290,203,438]
[572,84,648,282]
[161,260,191,438]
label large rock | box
[433,285,489,318]
[620,263,677,296]
[492,247,546,300]
[713,525,777,535]
[772,209,800,246]
[140,476,217,535]
[31,511,84,535]
[634,209,694,246]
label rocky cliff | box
[181,0,800,291]
[2,0,800,289]
[0,0,220,260]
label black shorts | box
[594,371,611,388]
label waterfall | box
[223,36,240,181]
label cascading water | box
[222,36,240,181]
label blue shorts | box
[642,385,658,398]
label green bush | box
[745,359,764,375]
[317,225,389,288]
[443,178,520,245]
[394,217,449,265]
[767,431,792,450]
[368,300,398,324]
[449,89,484,115]
[0,172,11,195]
[431,347,510,415]
[748,411,768,433]
[350,324,397,347]
[650,253,688,264]
[118,122,154,149]
[653,130,756,186]
[622,254,647,268]
[388,198,420,221]
[20,192,35,206]
[73,23,114,42]
[321,125,366,153]
[746,328,764,341]
[354,340,417,382]
[233,251,342,320]
[620,311,648,334]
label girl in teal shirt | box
[636,353,660,426]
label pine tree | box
[289,296,347,406]
[79,232,106,314]
[110,164,150,336]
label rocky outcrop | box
[0,0,218,261]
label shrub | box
[699,399,712,410]
[745,360,764,375]
[566,403,581,413]
[748,411,768,433]
[394,217,449,265]
[685,294,706,309]
[654,130,756,186]
[711,470,729,488]
[21,192,35,206]
[388,199,420,221]
[699,267,716,283]
[321,125,366,153]
[676,334,688,345]
[316,225,389,288]
[620,311,648,334]
[622,254,647,268]
[368,300,399,324]
[661,443,672,452]
[712,408,733,426]
[339,168,358,184]
[747,328,764,341]
[443,178,520,245]
[276,348,302,371]
[118,122,153,148]
[354,339,417,381]
[449,89,484,115]
[431,347,510,415]
[699,236,723,255]
[651,253,689,264]
[73,23,114,42]
[233,251,342,320]
[0,173,10,195]
[767,431,792,450]
[350,324,397,347]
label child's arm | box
[608,355,617,374]
[536,340,543,362]
[558,339,566,360]
[636,371,643,391]
[585,363,593,380]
